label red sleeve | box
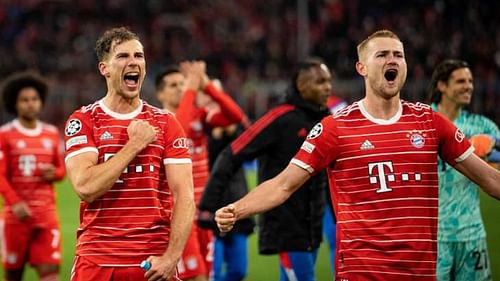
[52,130,66,181]
[162,114,191,164]
[175,89,199,133]
[434,111,474,165]
[203,82,244,127]
[291,116,339,175]
[0,132,22,205]
[64,110,98,162]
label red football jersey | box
[175,97,210,205]
[64,100,191,266]
[0,119,64,226]
[174,83,244,205]
[291,101,473,281]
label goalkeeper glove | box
[470,134,495,158]
[470,134,500,162]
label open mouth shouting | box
[124,72,140,89]
[384,69,398,82]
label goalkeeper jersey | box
[431,104,499,242]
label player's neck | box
[361,95,400,120]
[437,101,461,121]
[17,117,38,129]
[103,95,141,114]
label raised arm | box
[453,153,500,200]
[66,120,157,203]
[202,81,245,127]
[215,163,310,232]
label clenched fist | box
[127,120,158,151]
[215,204,237,233]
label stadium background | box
[0,0,499,279]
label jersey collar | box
[358,99,402,125]
[13,119,42,136]
[99,99,144,120]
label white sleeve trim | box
[455,145,475,163]
[163,158,192,165]
[290,158,314,174]
[65,147,98,163]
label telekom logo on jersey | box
[19,154,36,176]
[368,161,422,193]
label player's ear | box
[437,80,447,93]
[355,61,366,76]
[98,62,110,77]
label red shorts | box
[71,256,181,281]
[177,222,214,279]
[1,221,61,269]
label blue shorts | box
[212,233,248,281]
[279,250,318,281]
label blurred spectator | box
[0,0,499,127]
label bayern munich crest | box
[65,119,82,136]
[409,132,425,148]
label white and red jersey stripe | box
[292,100,473,280]
[64,99,191,266]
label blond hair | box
[357,30,401,61]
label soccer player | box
[428,59,499,281]
[64,27,195,281]
[155,62,246,281]
[0,72,65,281]
[203,57,332,281]
[215,30,500,281]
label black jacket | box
[198,124,255,236]
[200,89,329,254]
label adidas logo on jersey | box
[100,131,113,140]
[360,140,375,150]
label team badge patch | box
[42,138,53,150]
[186,256,198,270]
[307,123,323,139]
[16,140,26,149]
[407,130,426,148]
[65,119,82,136]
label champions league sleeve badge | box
[307,123,323,140]
[65,119,82,136]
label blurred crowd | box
[0,0,499,127]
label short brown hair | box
[95,27,140,62]
[357,30,401,61]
